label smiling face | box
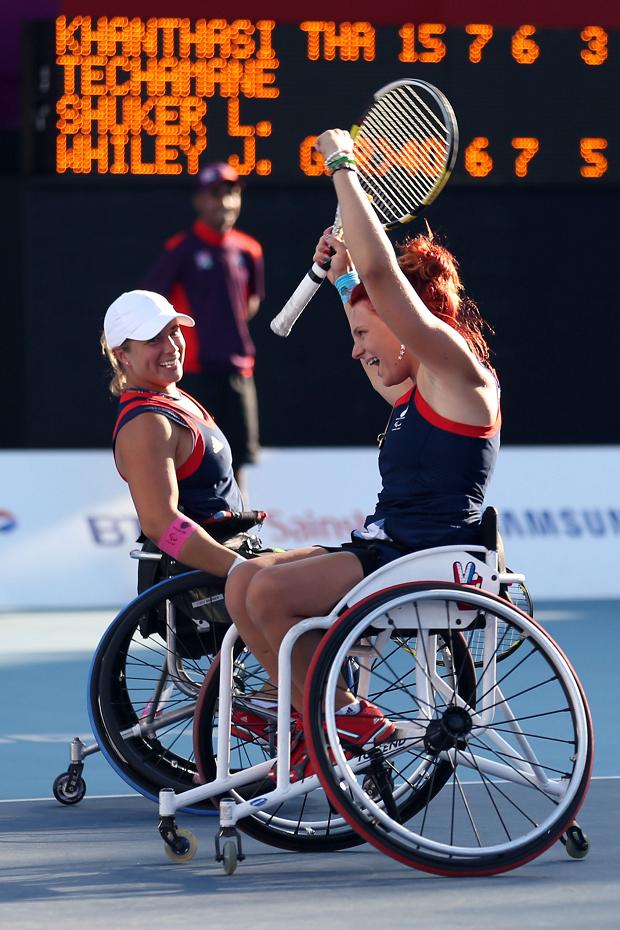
[350,299,413,386]
[113,319,186,392]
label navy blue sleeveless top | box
[113,388,244,522]
[366,385,500,550]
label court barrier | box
[1,446,619,608]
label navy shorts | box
[321,536,409,578]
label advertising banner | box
[1,447,619,609]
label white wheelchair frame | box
[156,537,590,874]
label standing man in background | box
[143,162,264,500]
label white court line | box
[1,775,618,805]
[0,792,135,803]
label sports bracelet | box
[335,270,361,304]
[158,515,199,560]
[324,148,353,165]
[324,150,357,175]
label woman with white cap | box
[101,288,254,578]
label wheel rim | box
[89,572,227,806]
[306,583,592,875]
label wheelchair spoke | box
[304,582,592,875]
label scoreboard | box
[25,17,618,184]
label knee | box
[246,567,286,625]
[224,559,262,622]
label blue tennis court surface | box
[1,598,616,801]
[0,600,618,927]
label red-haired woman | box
[225,128,500,780]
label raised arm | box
[314,130,490,392]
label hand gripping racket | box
[270,78,459,337]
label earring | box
[396,344,406,362]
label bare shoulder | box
[117,410,175,444]
[115,412,177,475]
[418,357,499,426]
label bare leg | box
[244,552,364,711]
[225,547,329,702]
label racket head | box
[351,79,459,231]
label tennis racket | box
[270,78,459,338]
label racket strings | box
[394,84,451,139]
[357,103,447,214]
[356,108,437,218]
[354,86,452,224]
[391,87,451,176]
[355,139,438,223]
[356,116,441,219]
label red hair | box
[350,233,493,367]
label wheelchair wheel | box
[89,570,232,811]
[192,646,364,851]
[304,582,593,876]
[193,629,475,852]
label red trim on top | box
[169,282,201,374]
[192,220,263,259]
[164,230,187,251]
[176,428,205,481]
[394,387,414,408]
[193,219,225,246]
[177,388,216,427]
[414,387,501,438]
[113,390,217,482]
[227,228,264,259]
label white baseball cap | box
[104,290,195,348]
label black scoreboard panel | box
[16,16,620,450]
[24,17,618,185]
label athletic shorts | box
[321,535,409,578]
[181,370,259,468]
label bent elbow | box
[140,519,163,545]
[139,512,177,545]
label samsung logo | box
[502,508,620,538]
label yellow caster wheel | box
[164,827,198,863]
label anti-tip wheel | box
[564,825,590,859]
[164,827,198,863]
[222,840,238,875]
[52,773,87,805]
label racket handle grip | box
[270,262,328,338]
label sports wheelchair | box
[155,507,593,876]
[52,511,266,809]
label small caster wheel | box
[222,840,238,875]
[164,827,198,863]
[564,824,589,859]
[53,773,86,805]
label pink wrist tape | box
[158,515,199,560]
